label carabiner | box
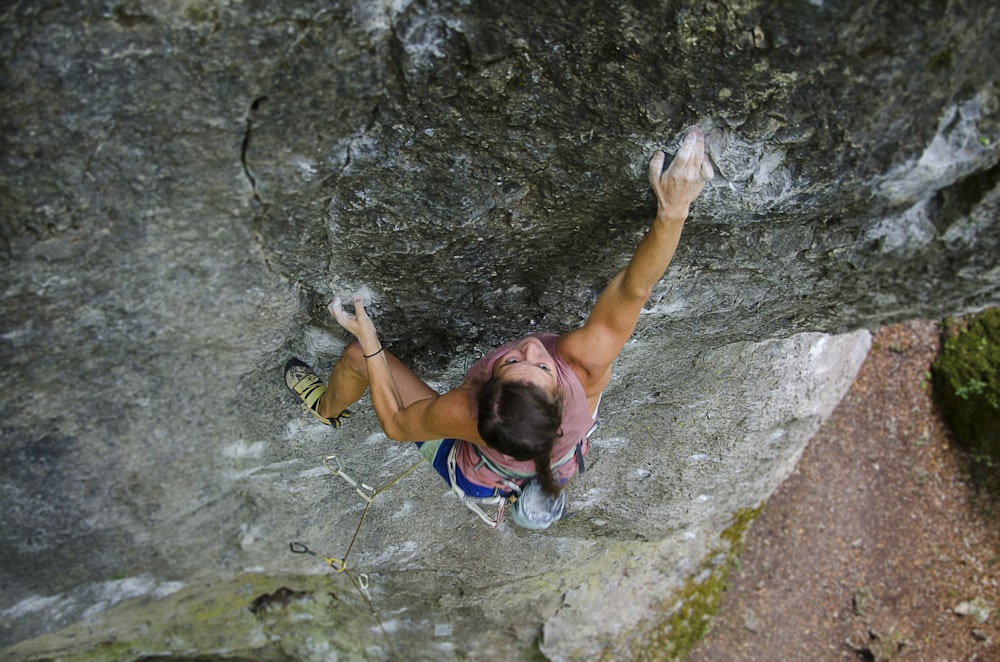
[323,455,376,502]
[292,541,347,572]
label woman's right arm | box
[330,295,484,444]
[377,388,484,444]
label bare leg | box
[316,341,438,419]
[316,342,367,419]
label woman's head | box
[489,337,558,391]
[476,376,563,496]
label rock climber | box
[285,125,713,527]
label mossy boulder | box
[932,308,1000,465]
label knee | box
[343,340,366,370]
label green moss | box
[6,573,377,661]
[631,503,765,660]
[933,309,1000,449]
[933,309,1000,495]
[183,0,221,25]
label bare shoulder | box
[556,330,614,396]
[427,385,485,445]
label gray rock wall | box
[1,0,997,658]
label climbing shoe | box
[283,358,350,427]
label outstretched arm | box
[559,126,713,394]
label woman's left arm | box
[559,126,714,392]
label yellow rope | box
[320,454,423,571]
[290,454,424,661]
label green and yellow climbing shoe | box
[283,358,350,427]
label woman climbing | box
[285,126,713,527]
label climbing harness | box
[444,440,589,529]
[450,417,598,529]
[469,436,589,481]
[445,440,519,528]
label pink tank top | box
[454,334,594,490]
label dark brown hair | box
[476,377,563,497]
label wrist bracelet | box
[364,346,384,359]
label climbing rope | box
[291,454,423,574]
[289,454,422,660]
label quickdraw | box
[292,454,422,575]
[289,454,422,661]
[322,455,376,503]
[289,541,354,577]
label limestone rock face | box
[0,0,997,659]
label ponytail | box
[533,455,562,498]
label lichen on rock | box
[635,504,766,660]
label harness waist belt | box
[471,440,587,482]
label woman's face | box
[492,337,559,394]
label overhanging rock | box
[1,0,998,658]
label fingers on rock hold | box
[684,125,703,141]
[649,150,666,182]
[701,157,715,182]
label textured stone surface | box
[0,0,998,658]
